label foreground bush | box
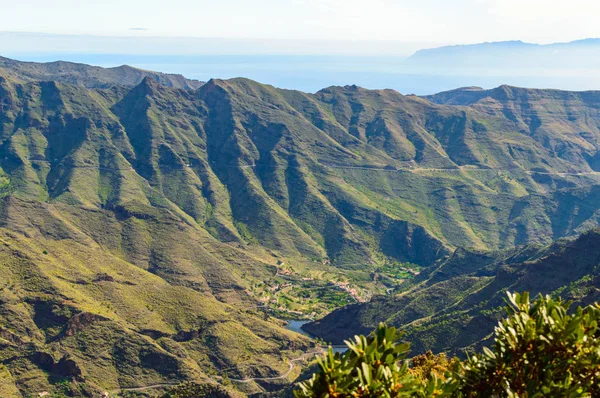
[295,292,600,397]
[294,324,455,397]
[457,292,600,397]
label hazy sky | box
[2,0,600,45]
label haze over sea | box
[10,53,600,95]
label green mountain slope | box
[304,228,600,356]
[2,58,600,395]
[0,197,316,396]
[2,73,600,264]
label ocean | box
[9,53,600,95]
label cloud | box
[129,27,148,31]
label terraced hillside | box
[1,58,600,395]
[305,228,600,356]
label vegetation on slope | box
[0,199,315,396]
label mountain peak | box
[123,75,166,101]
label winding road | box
[226,348,323,384]
[26,158,600,177]
[113,383,179,393]
[108,347,324,394]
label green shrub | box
[161,382,234,398]
[295,292,600,397]
[457,292,600,397]
[294,324,455,397]
[409,351,458,382]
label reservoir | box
[286,320,347,354]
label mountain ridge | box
[2,72,600,258]
[424,84,600,105]
[0,55,204,90]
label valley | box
[305,228,600,355]
[0,56,599,396]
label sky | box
[2,0,600,94]
[2,0,600,55]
